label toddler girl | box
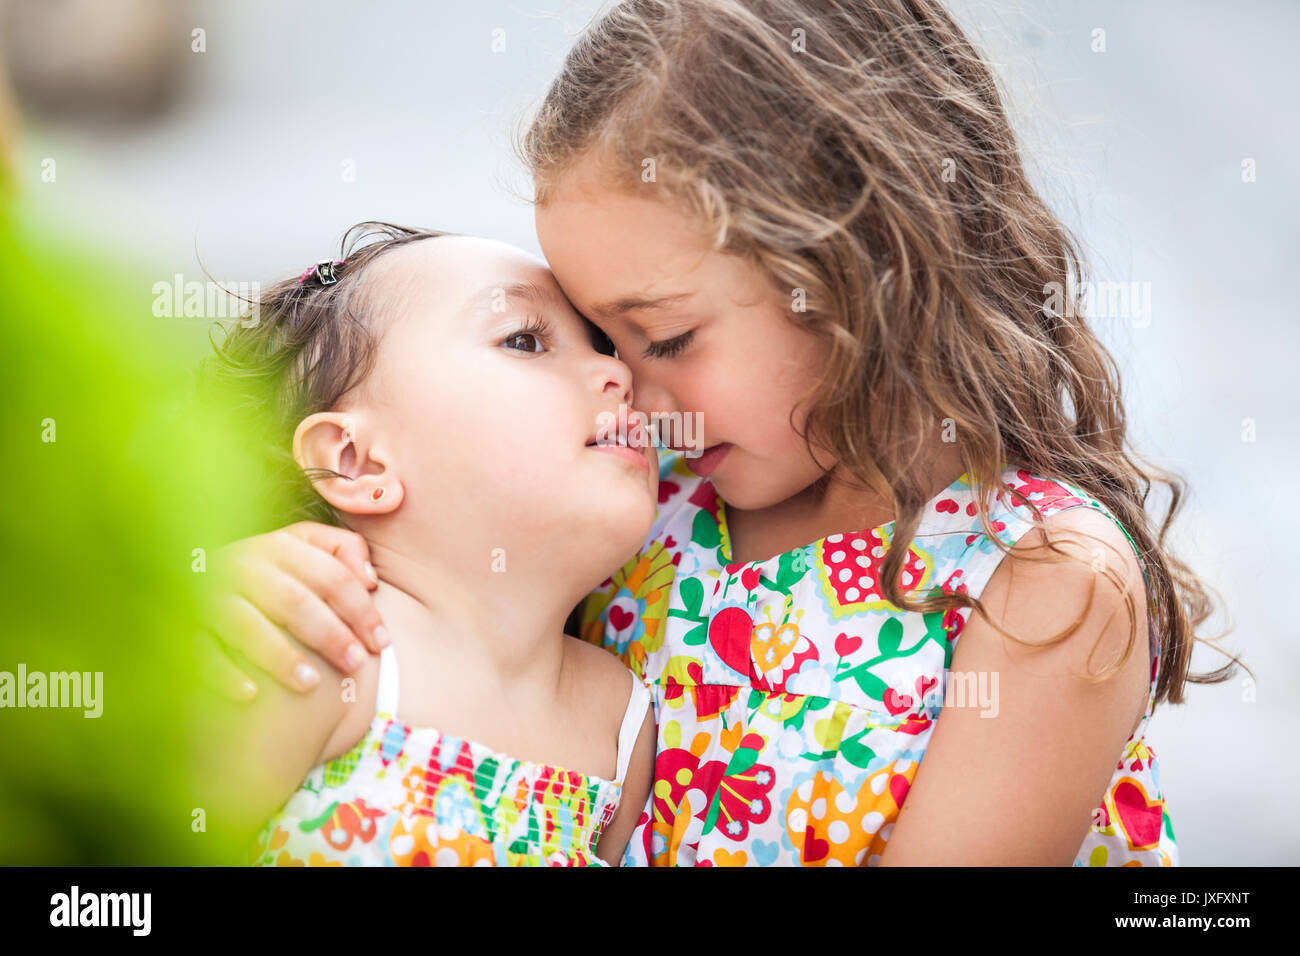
[205,223,657,866]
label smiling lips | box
[585,434,653,473]
[683,442,731,477]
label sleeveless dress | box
[579,449,1177,867]
[248,643,652,866]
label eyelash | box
[643,329,694,360]
[501,315,552,353]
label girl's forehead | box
[371,236,555,312]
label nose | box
[592,352,634,408]
[628,379,676,423]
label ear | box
[292,411,403,515]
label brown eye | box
[503,332,544,352]
[501,315,551,353]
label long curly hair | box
[519,0,1242,703]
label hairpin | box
[298,259,345,286]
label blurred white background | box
[5,0,1296,864]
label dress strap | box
[375,643,400,717]
[613,671,652,786]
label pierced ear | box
[292,412,403,515]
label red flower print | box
[652,734,777,845]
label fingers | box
[284,521,379,592]
[207,592,325,693]
[201,521,386,695]
[194,628,260,702]
[255,532,388,657]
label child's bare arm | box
[595,709,656,866]
[197,640,375,849]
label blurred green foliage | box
[0,199,282,863]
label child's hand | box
[196,522,387,701]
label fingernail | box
[295,663,320,689]
[344,644,366,671]
[373,625,390,649]
[364,562,378,585]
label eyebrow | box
[587,292,693,320]
[463,280,563,318]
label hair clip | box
[298,259,345,286]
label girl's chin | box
[585,492,656,544]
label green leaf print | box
[836,663,892,700]
[834,614,942,701]
[702,788,724,836]
[691,509,720,550]
[878,617,903,656]
[298,801,339,834]
[761,550,807,596]
[800,732,876,769]
[669,576,709,646]
[839,731,877,769]
[724,746,760,778]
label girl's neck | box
[724,444,968,565]
[364,539,574,697]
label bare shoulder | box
[970,502,1151,726]
[993,504,1147,634]
[563,634,638,718]
[316,649,382,763]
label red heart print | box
[802,826,829,863]
[608,606,634,632]
[663,535,677,548]
[1111,779,1163,851]
[708,606,754,676]
[883,688,914,715]
[834,632,863,657]
[915,675,937,699]
[658,481,680,504]
[741,568,761,591]
[936,498,959,514]
[889,773,910,807]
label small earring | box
[371,487,386,502]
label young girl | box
[203,223,657,866]
[201,0,1240,866]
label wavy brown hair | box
[519,0,1242,703]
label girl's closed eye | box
[501,315,552,354]
[642,328,694,360]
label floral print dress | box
[580,449,1177,867]
[249,644,652,866]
